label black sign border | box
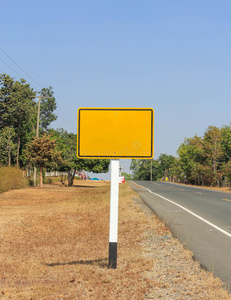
[77,108,154,159]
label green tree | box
[130,159,143,180]
[158,154,175,180]
[220,125,231,185]
[39,87,57,131]
[130,159,150,180]
[177,126,231,186]
[121,172,132,180]
[151,159,163,181]
[50,129,110,186]
[221,125,231,163]
[203,126,223,186]
[0,74,58,168]
[0,74,37,168]
[130,158,164,181]
[0,126,17,167]
[222,160,231,185]
[178,136,206,184]
[169,158,184,182]
[24,133,62,187]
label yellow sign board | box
[77,108,154,159]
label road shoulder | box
[129,182,231,299]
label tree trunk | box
[17,120,21,169]
[17,134,20,169]
[68,169,76,186]
[40,166,43,188]
[61,172,64,185]
[8,133,11,167]
[67,170,71,186]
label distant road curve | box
[129,181,231,290]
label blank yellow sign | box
[77,108,154,159]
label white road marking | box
[196,192,202,194]
[132,181,231,238]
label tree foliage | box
[130,155,175,181]
[0,74,37,167]
[50,129,110,186]
[23,133,62,187]
[39,87,57,131]
[176,125,231,186]
[0,126,17,167]
[131,125,231,187]
[121,172,132,180]
[2,74,230,188]
[0,74,57,168]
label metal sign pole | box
[109,159,119,268]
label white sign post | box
[109,159,119,268]
[77,108,154,269]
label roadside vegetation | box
[0,73,109,188]
[0,167,28,193]
[1,72,230,190]
[0,72,230,298]
[131,125,231,188]
[0,181,230,299]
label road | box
[129,181,231,290]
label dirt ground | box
[0,181,230,299]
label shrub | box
[0,167,28,193]
[44,176,60,184]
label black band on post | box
[109,242,117,269]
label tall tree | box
[220,125,231,185]
[0,74,37,168]
[0,74,58,168]
[0,127,17,167]
[131,159,151,180]
[220,125,231,163]
[178,136,206,185]
[130,158,169,181]
[158,154,175,179]
[223,160,231,184]
[177,127,231,186]
[23,133,62,187]
[169,158,184,182]
[130,159,143,180]
[203,126,223,186]
[39,87,57,131]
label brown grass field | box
[0,180,230,299]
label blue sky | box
[1,1,231,177]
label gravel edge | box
[132,195,231,300]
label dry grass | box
[0,167,28,193]
[0,180,230,299]
[0,181,153,299]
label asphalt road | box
[129,181,231,290]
